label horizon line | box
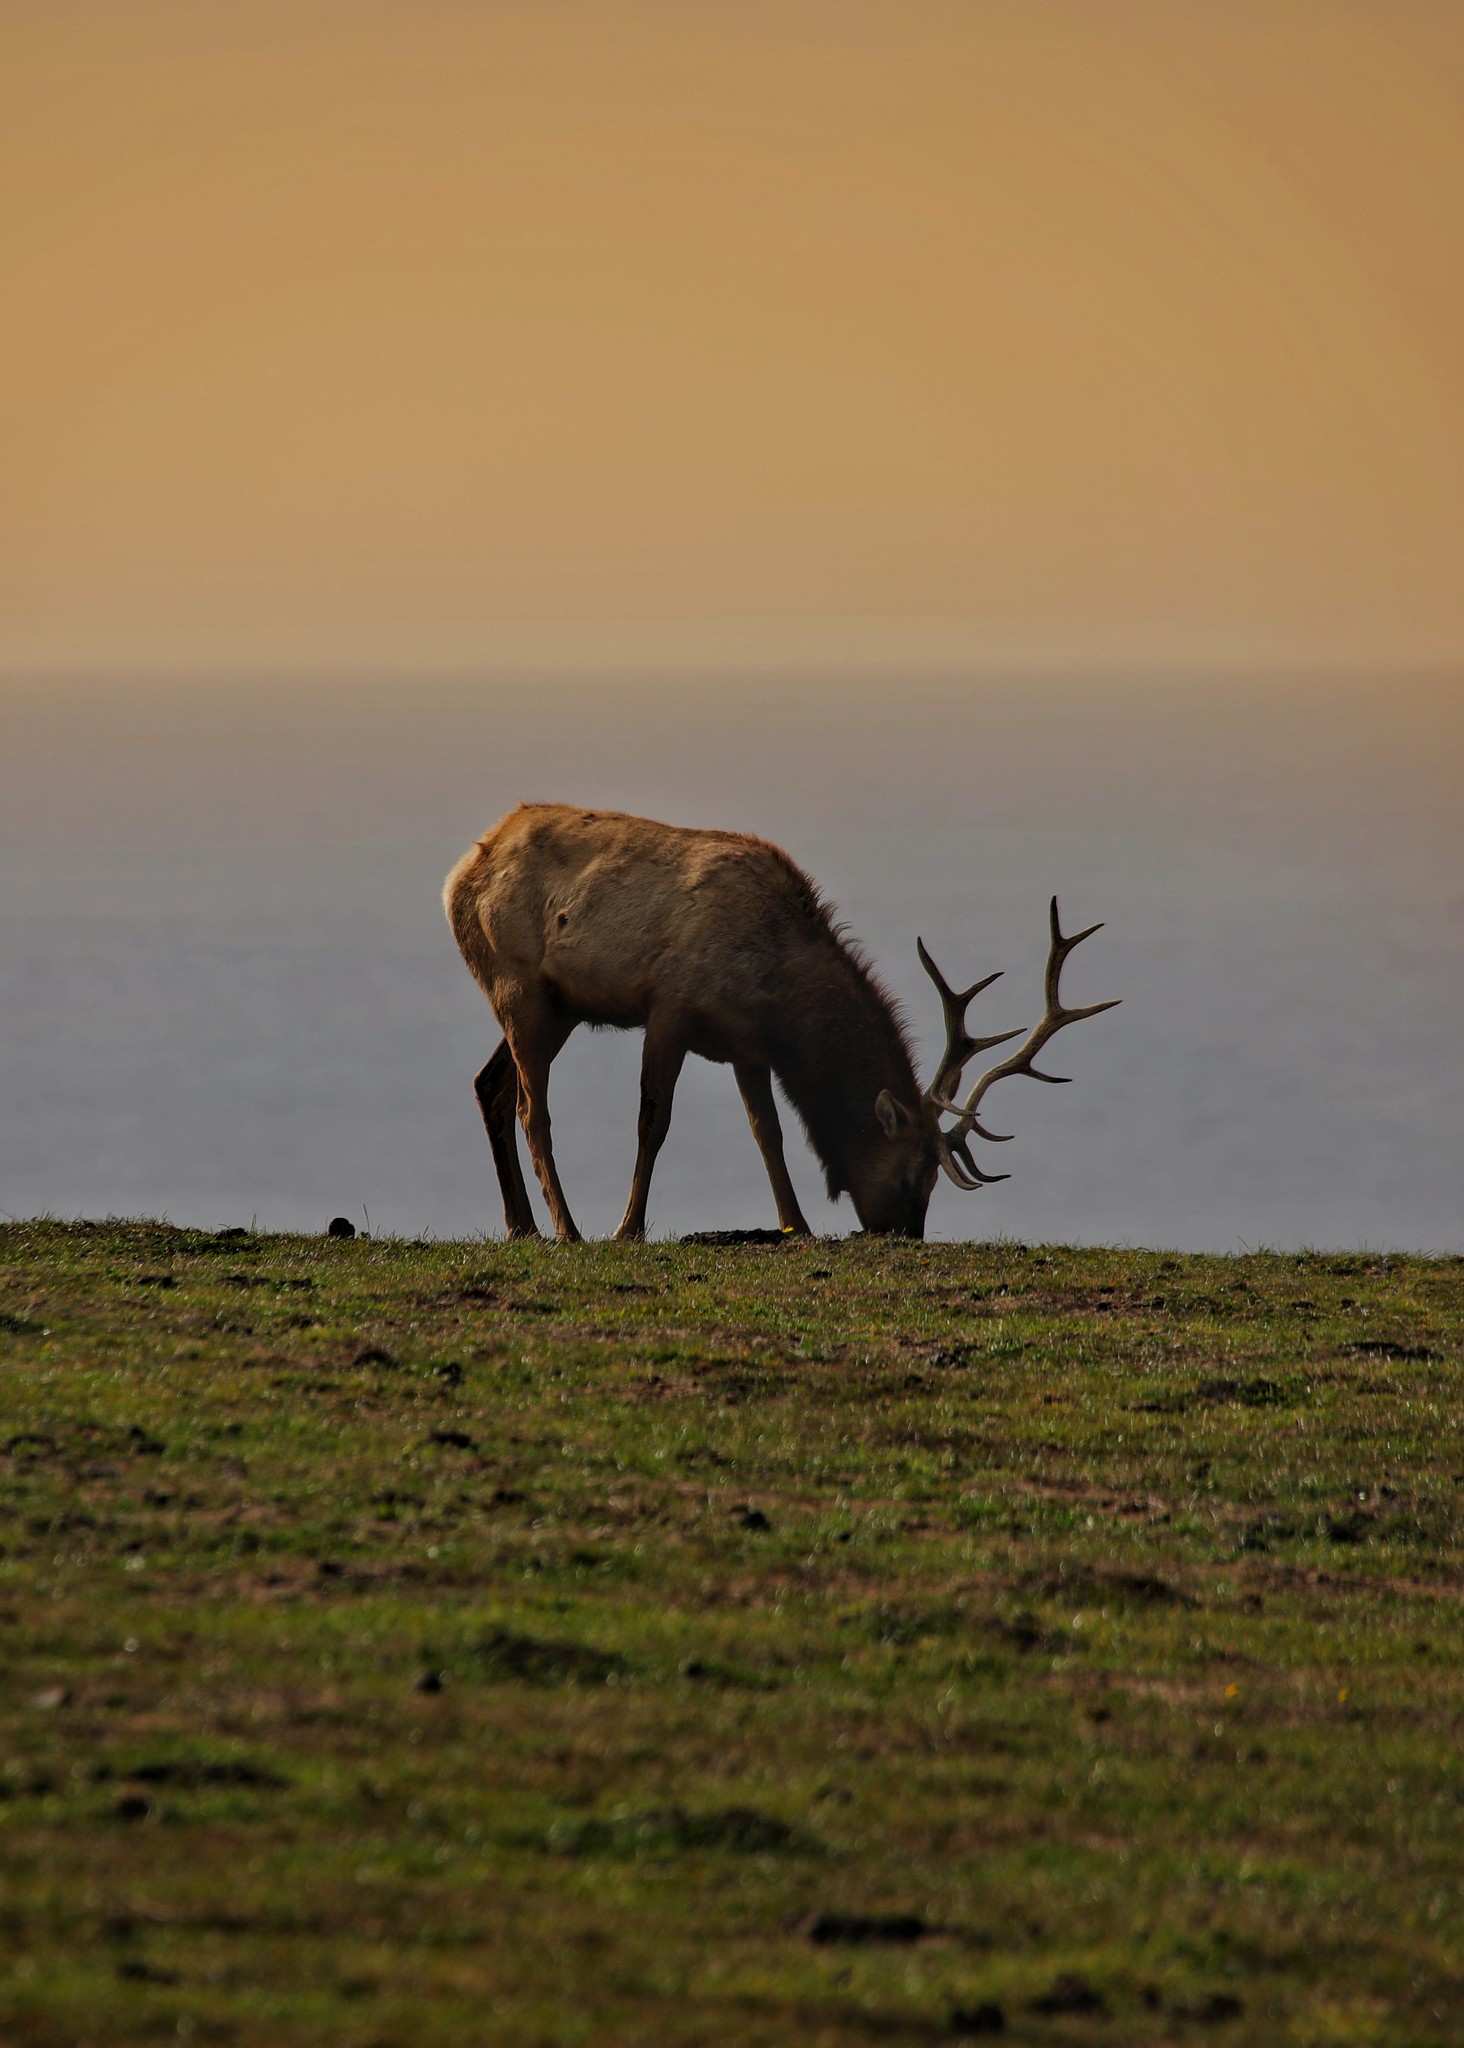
[3,618,1464,685]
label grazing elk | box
[444,803,1118,1241]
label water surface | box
[3,673,1459,1249]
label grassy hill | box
[2,1220,1462,2045]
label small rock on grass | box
[734,1505,771,1531]
[30,1685,70,1710]
[413,1669,445,1694]
[327,1216,356,1239]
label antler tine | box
[926,1095,1016,1143]
[917,937,1022,1107]
[916,936,999,1012]
[1042,896,1114,1020]
[935,1126,1010,1190]
[945,895,1120,1145]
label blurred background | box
[4,674,1460,1248]
[3,3,1462,1245]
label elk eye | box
[556,911,570,927]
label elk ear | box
[874,1089,909,1139]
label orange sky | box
[4,0,1464,674]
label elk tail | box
[443,844,497,998]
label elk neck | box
[767,932,921,1200]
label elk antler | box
[917,900,1120,1190]
[915,938,1023,1187]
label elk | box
[444,803,1118,1241]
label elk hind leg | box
[735,1062,811,1235]
[473,1037,540,1239]
[614,1020,687,1241]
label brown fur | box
[443,803,942,1240]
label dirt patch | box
[679,1229,790,1246]
[1030,1973,1108,2017]
[1025,1563,1196,1608]
[807,1912,928,1945]
[98,1759,287,1790]
[1344,1339,1440,1363]
[1131,1375,1296,1414]
[548,1805,806,1857]
[466,1628,627,1686]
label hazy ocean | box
[3,672,1460,1251]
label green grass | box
[2,1220,1462,2046]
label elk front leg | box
[473,1037,540,1239]
[614,1020,687,1241]
[734,1062,812,1235]
[506,1004,582,1244]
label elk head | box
[857,899,1120,1236]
